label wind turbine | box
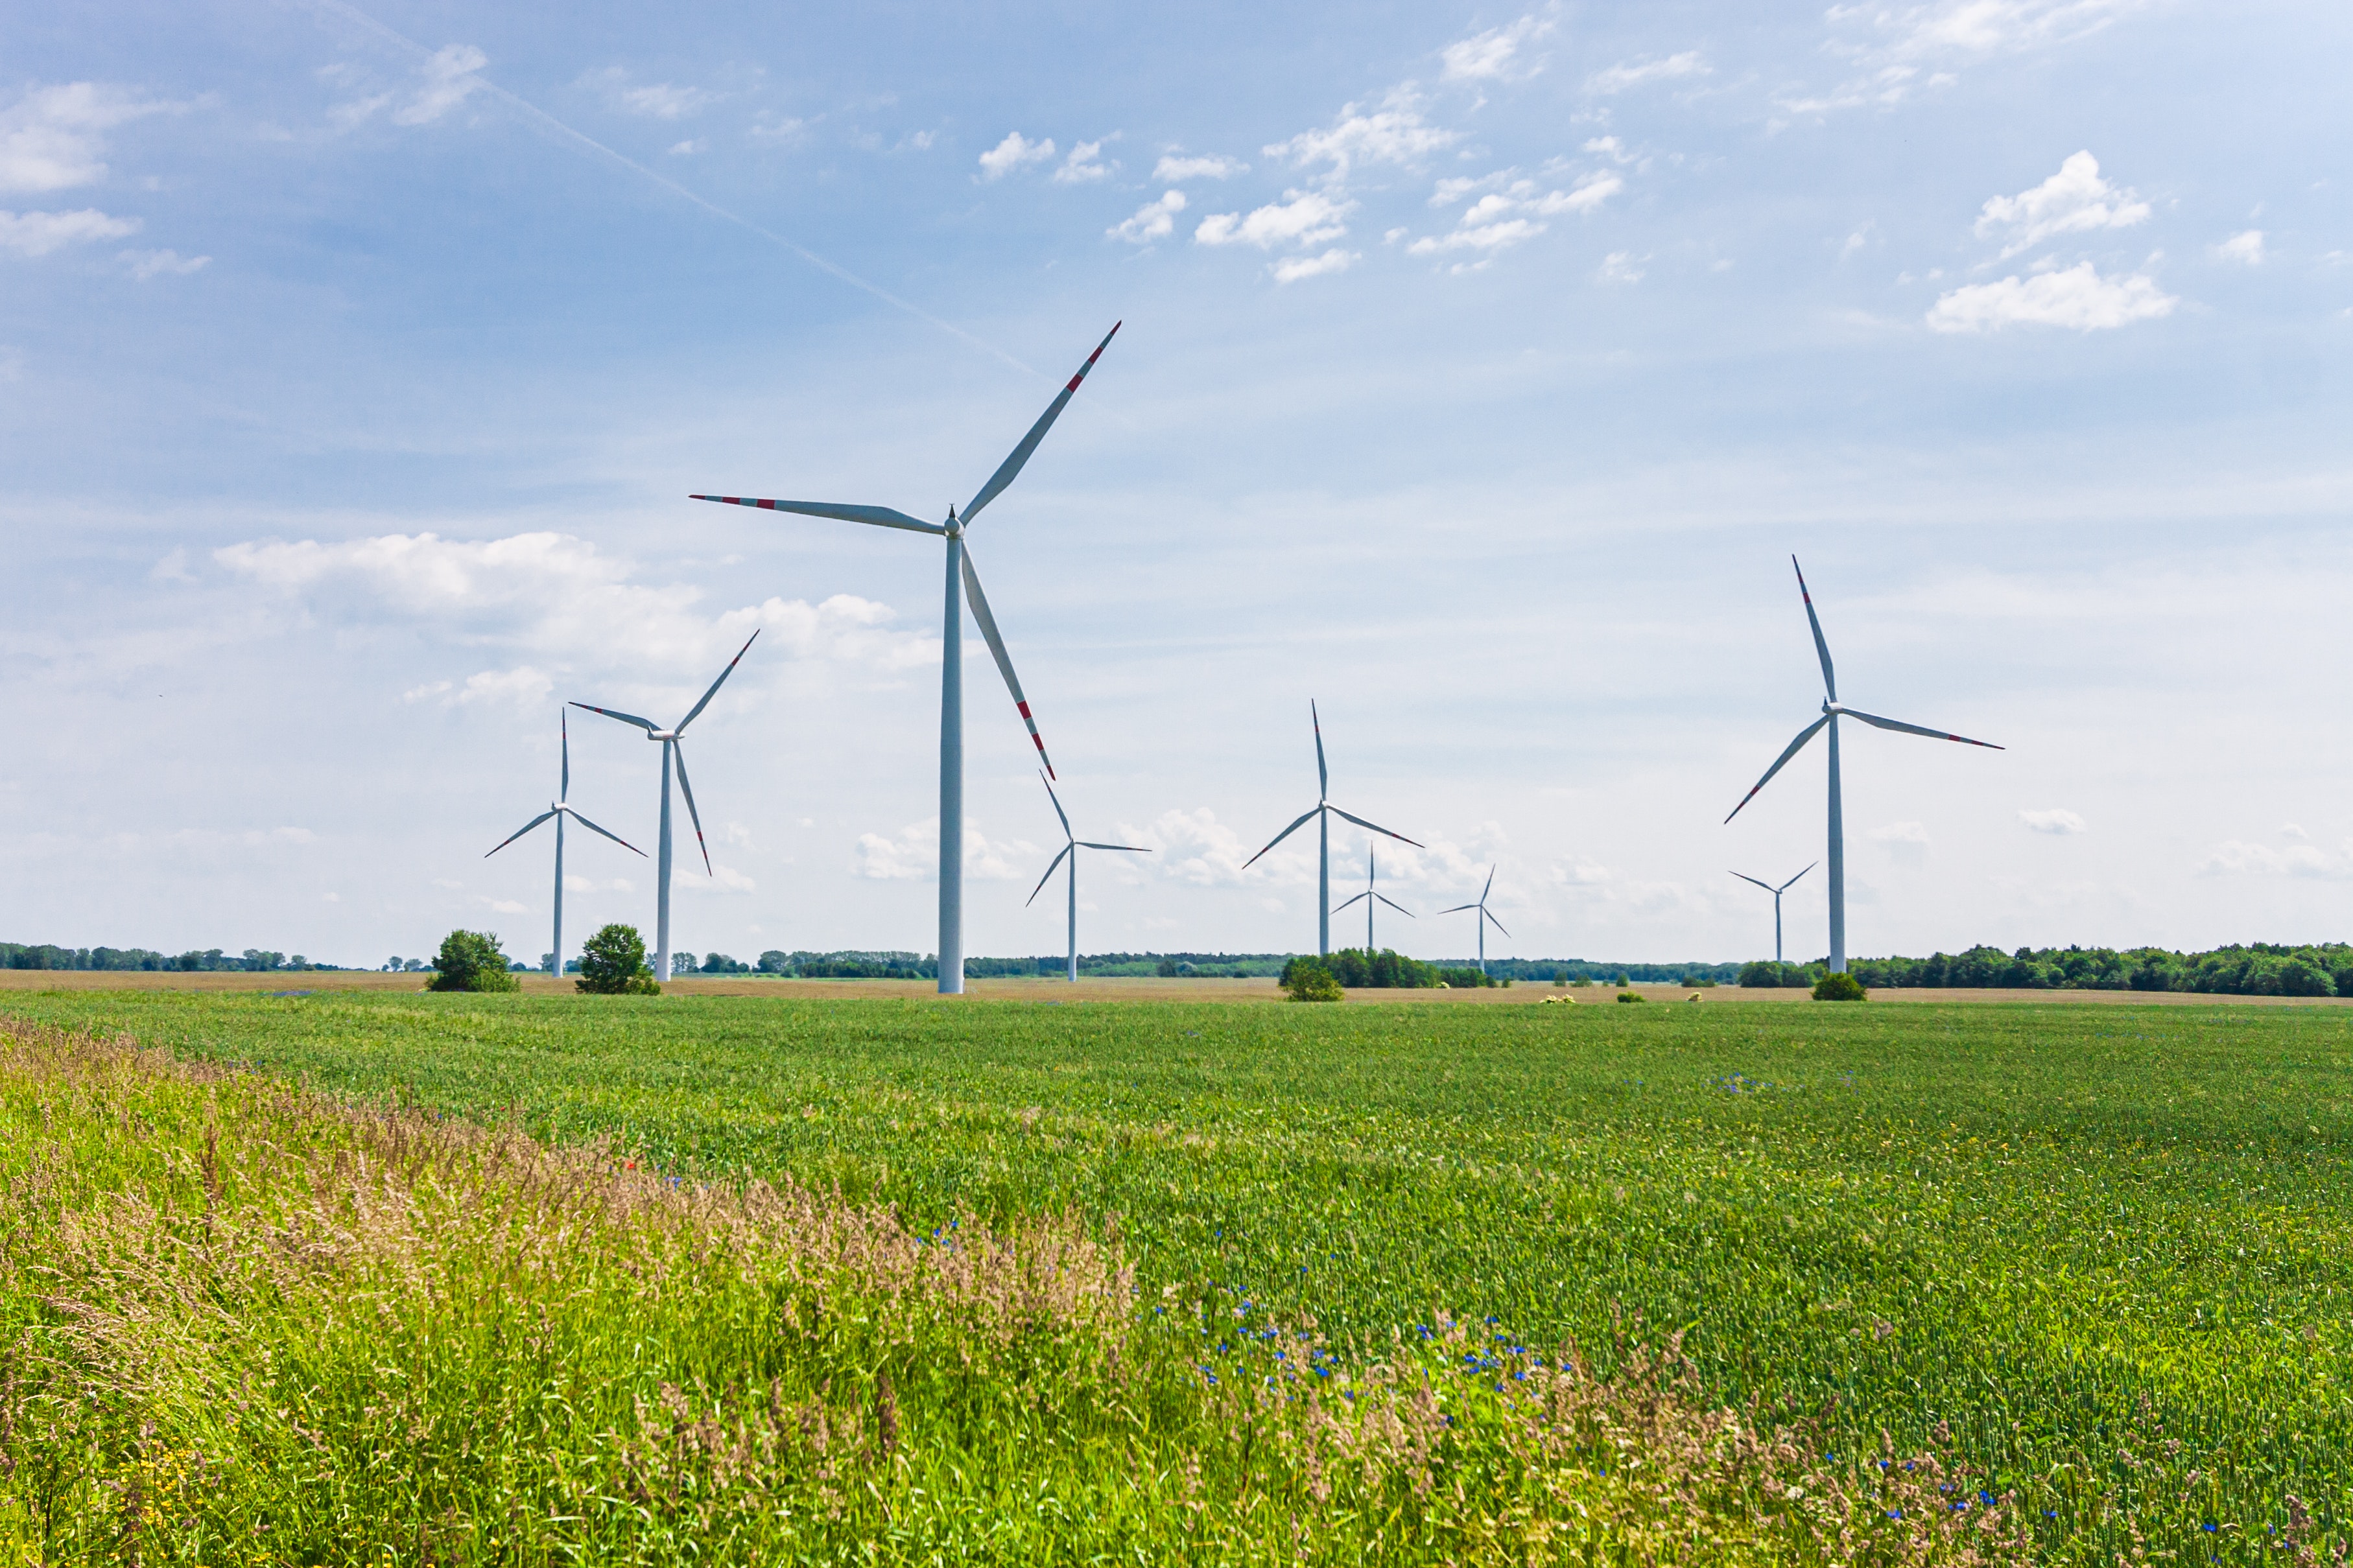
[1438,867,1509,977]
[1724,557,2002,974]
[1728,863,1815,965]
[1332,846,1413,954]
[483,709,646,977]
[691,323,1120,994]
[1026,771,1149,983]
[1244,702,1422,958]
[571,630,759,983]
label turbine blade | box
[691,497,947,535]
[962,322,1120,526]
[571,701,659,732]
[1332,891,1371,913]
[1729,872,1777,892]
[1242,806,1321,870]
[670,742,713,875]
[1039,769,1072,839]
[560,708,570,801]
[567,810,647,858]
[1328,806,1423,848]
[484,811,556,857]
[1793,556,1837,703]
[1778,861,1818,893]
[1842,707,2005,750]
[1375,893,1416,917]
[961,546,1054,777]
[1077,841,1150,852]
[1026,843,1072,906]
[1311,700,1328,799]
[678,629,759,733]
[1484,907,1512,939]
[1723,714,1830,825]
[1437,902,1479,915]
[1481,865,1496,901]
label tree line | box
[1739,942,2353,996]
[0,944,329,972]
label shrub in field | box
[1281,959,1344,1001]
[1616,990,1644,1004]
[577,922,660,994]
[1814,970,1867,1001]
[425,929,519,992]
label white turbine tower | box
[572,630,759,983]
[1026,771,1150,983]
[1729,863,1815,965]
[1332,846,1413,954]
[483,708,646,977]
[1724,557,2002,974]
[1438,866,1509,977]
[692,323,1120,994]
[1244,702,1421,958]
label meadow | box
[2,986,2347,1563]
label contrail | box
[303,0,1037,377]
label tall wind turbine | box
[1026,771,1149,983]
[1438,867,1509,977]
[483,709,646,977]
[1728,863,1815,965]
[1332,847,1413,954]
[572,630,759,983]
[1724,557,2002,974]
[1244,703,1422,958]
[691,324,1120,994]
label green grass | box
[3,988,2349,1563]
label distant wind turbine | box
[1438,866,1510,977]
[572,630,759,983]
[483,708,645,977]
[1244,702,1422,957]
[1724,557,2002,974]
[1729,863,1815,965]
[1332,846,1413,954]
[692,323,1120,994]
[1026,771,1149,982]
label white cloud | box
[577,69,721,121]
[1195,189,1354,250]
[2197,839,2353,880]
[748,113,806,143]
[977,130,1055,180]
[853,819,1031,882]
[1109,190,1185,244]
[1266,89,1457,183]
[0,207,138,256]
[1859,0,2148,60]
[1587,51,1709,93]
[123,247,207,279]
[1926,261,2176,332]
[1441,15,1554,82]
[1974,151,2149,258]
[1271,248,1358,283]
[1869,819,1930,866]
[680,864,757,895]
[392,45,489,126]
[1118,808,1256,885]
[1598,249,1645,283]
[1052,139,1111,184]
[668,140,702,157]
[2018,808,2087,834]
[1408,174,1620,260]
[1582,135,1633,163]
[0,82,172,194]
[2214,229,2264,265]
[1152,152,1247,182]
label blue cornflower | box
[1978,1492,1994,1506]
[1887,1510,1902,1521]
[2203,1525,2217,1534]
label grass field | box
[3,986,2348,1563]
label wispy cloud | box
[1195,189,1354,249]
[123,247,207,278]
[1152,152,1247,181]
[977,130,1055,180]
[1052,138,1111,184]
[1271,248,1357,283]
[1441,14,1554,82]
[392,44,488,126]
[2213,228,2264,265]
[1927,261,2175,332]
[1266,88,1457,183]
[1975,151,2148,257]
[1408,174,1621,262]
[2018,808,2087,834]
[0,207,139,256]
[1109,190,1185,244]
[0,82,176,194]
[1587,51,1709,93]
[577,67,722,120]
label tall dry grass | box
[1,1018,2028,1563]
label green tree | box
[1812,971,1867,1002]
[1281,959,1343,1002]
[426,930,519,992]
[576,924,660,995]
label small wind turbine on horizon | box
[483,708,646,977]
[692,323,1121,995]
[1724,557,2002,974]
[1244,702,1422,958]
[1026,771,1150,983]
[1439,867,1510,977]
[1729,863,1815,965]
[572,630,759,983]
[1332,846,1413,954]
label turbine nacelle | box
[648,730,680,742]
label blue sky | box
[3,0,2349,968]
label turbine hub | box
[650,729,678,742]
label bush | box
[1812,971,1867,1002]
[425,930,519,993]
[1436,966,1493,989]
[1281,960,1344,1003]
[577,924,660,995]
[1615,991,1644,1004]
